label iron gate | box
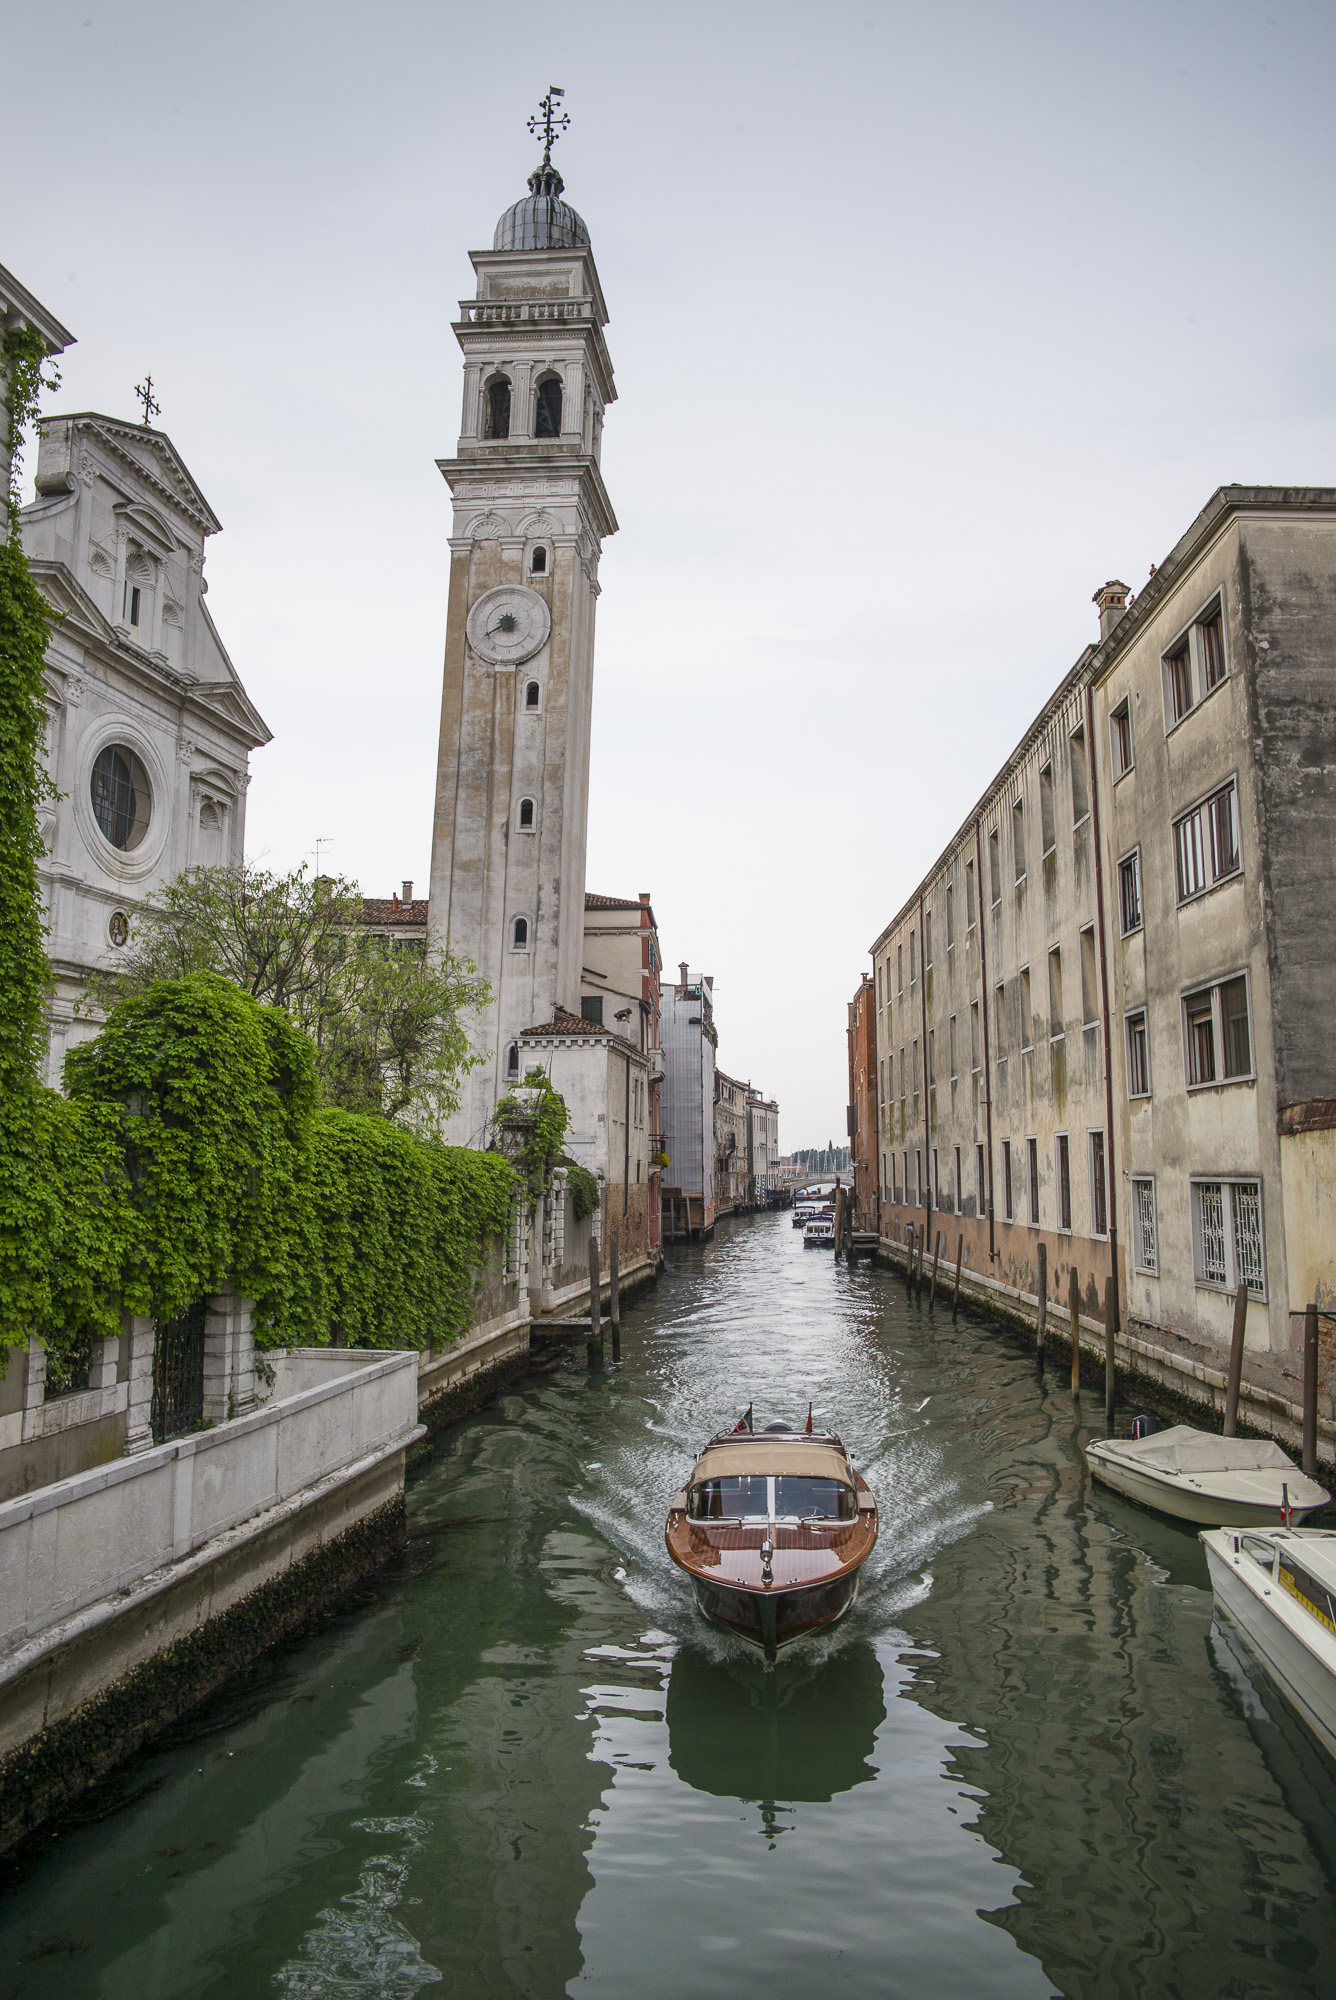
[151,1299,207,1443]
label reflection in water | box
[3,1212,1336,1999]
[666,1641,885,1804]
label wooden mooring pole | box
[1304,1302,1320,1479]
[587,1238,603,1369]
[1104,1275,1117,1434]
[1223,1282,1247,1436]
[1036,1243,1048,1368]
[1069,1268,1081,1396]
[609,1231,621,1360]
[929,1232,942,1306]
[953,1234,963,1313]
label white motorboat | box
[1085,1424,1329,1528]
[1201,1526,1336,1759]
[802,1214,836,1248]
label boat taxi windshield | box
[687,1473,857,1522]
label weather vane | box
[527,86,569,168]
[134,375,160,426]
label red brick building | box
[847,974,878,1232]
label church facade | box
[21,408,269,1079]
[428,142,617,1150]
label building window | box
[1089,1130,1108,1236]
[1040,762,1056,853]
[1048,948,1064,1041]
[1080,926,1099,1026]
[976,1143,987,1215]
[525,680,541,711]
[1192,1178,1265,1296]
[506,1041,520,1075]
[1071,726,1090,825]
[954,1145,962,1210]
[989,828,1001,906]
[928,1029,935,1087]
[90,744,152,851]
[1173,780,1240,904]
[1027,1137,1039,1225]
[485,377,512,439]
[510,915,530,950]
[897,944,903,995]
[1164,598,1229,728]
[127,584,142,627]
[581,994,603,1024]
[535,376,563,437]
[946,884,955,950]
[949,1015,957,1081]
[1013,798,1026,883]
[1020,966,1033,1052]
[530,545,548,574]
[915,1149,923,1206]
[933,1147,941,1206]
[1132,1177,1158,1274]
[924,909,932,968]
[970,1001,980,1071]
[517,796,535,829]
[1056,1133,1072,1232]
[912,1039,920,1098]
[1110,700,1134,778]
[1002,1141,1013,1222]
[1125,1010,1150,1097]
[966,859,976,929]
[994,982,1007,1058]
[1118,850,1142,935]
[1183,974,1252,1088]
[910,930,917,985]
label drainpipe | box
[623,1040,631,1218]
[974,818,996,1262]
[1085,685,1120,1328]
[918,890,932,1243]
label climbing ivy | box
[565,1162,601,1222]
[493,1066,571,1200]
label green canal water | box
[4,1210,1336,1997]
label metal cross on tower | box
[134,375,160,426]
[526,86,569,167]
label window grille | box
[1132,1178,1158,1273]
[1233,1182,1265,1294]
[151,1300,207,1443]
[1195,1182,1228,1287]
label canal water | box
[4,1211,1336,1997]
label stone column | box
[202,1286,257,1424]
[124,1312,156,1454]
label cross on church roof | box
[526,86,569,168]
[134,375,160,426]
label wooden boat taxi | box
[1086,1424,1329,1528]
[1201,1526,1336,1759]
[665,1419,877,1662]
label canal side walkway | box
[874,1234,1335,1469]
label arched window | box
[517,797,535,830]
[525,681,540,711]
[485,377,512,440]
[506,1042,519,1075]
[535,376,562,437]
[530,545,547,574]
[511,916,530,950]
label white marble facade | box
[20,413,269,1081]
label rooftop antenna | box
[134,375,160,426]
[313,837,332,878]
[527,85,569,169]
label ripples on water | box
[3,1212,1336,1997]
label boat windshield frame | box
[687,1472,858,1524]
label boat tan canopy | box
[692,1443,853,1484]
[1103,1426,1298,1473]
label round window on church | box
[90,745,152,852]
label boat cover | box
[692,1442,853,1483]
[1100,1424,1298,1473]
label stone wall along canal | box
[3,1210,1335,1997]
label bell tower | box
[429,95,617,1144]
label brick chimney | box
[1093,580,1131,641]
[402,879,413,904]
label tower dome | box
[493,163,590,252]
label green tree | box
[88,862,490,1130]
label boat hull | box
[1203,1534,1336,1760]
[1087,1446,1326,1528]
[690,1566,864,1656]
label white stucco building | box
[20,408,269,1078]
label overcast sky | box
[9,0,1336,1147]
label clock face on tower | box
[466,586,551,666]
